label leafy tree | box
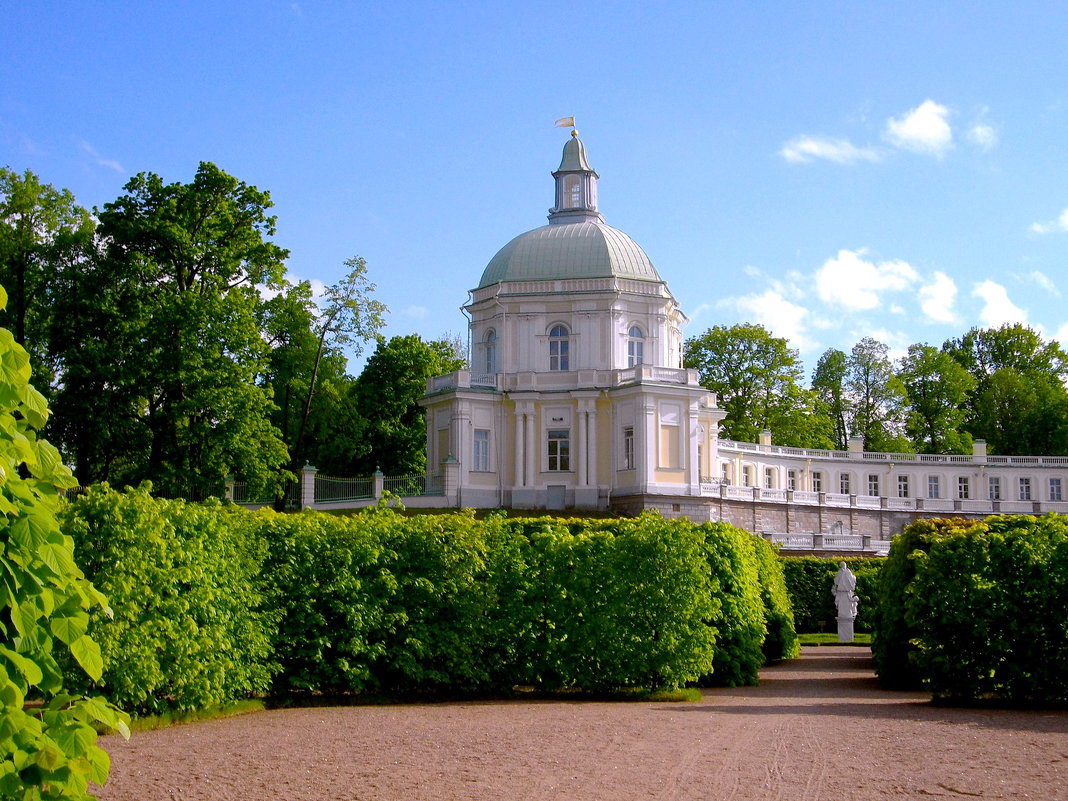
[944,324,1068,454]
[844,337,911,452]
[49,162,290,498]
[812,348,849,450]
[351,334,465,475]
[0,168,94,391]
[0,285,129,799]
[684,323,832,447]
[898,343,975,454]
[288,257,386,471]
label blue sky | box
[5,2,1068,374]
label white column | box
[577,403,588,485]
[586,401,598,487]
[642,399,656,492]
[687,402,700,494]
[525,407,536,488]
[514,408,525,487]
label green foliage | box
[263,510,783,694]
[0,295,128,800]
[846,337,911,452]
[871,519,936,688]
[749,538,800,661]
[351,334,466,475]
[49,162,290,499]
[892,515,1068,703]
[944,324,1068,455]
[780,556,884,633]
[684,323,833,448]
[0,168,94,392]
[698,522,767,685]
[898,343,975,454]
[60,485,276,714]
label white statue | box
[832,561,858,620]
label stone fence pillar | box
[301,464,317,509]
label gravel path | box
[95,646,1068,800]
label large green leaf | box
[68,636,103,682]
[0,646,43,685]
[49,613,88,646]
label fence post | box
[224,475,235,502]
[301,464,317,509]
[442,455,460,506]
[373,468,384,500]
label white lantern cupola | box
[549,131,604,224]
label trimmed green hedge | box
[61,494,801,706]
[872,515,1068,704]
[61,485,276,713]
[780,556,884,633]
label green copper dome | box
[477,221,662,288]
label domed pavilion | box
[420,132,725,511]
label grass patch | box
[798,632,872,645]
[128,699,266,732]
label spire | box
[549,133,604,224]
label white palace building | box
[417,133,1068,548]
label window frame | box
[548,324,570,371]
[547,429,571,472]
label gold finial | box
[571,129,579,137]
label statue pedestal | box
[836,616,854,643]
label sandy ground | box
[95,647,1068,801]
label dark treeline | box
[0,165,465,499]
[684,322,1068,455]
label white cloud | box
[884,100,953,157]
[779,136,880,165]
[732,289,814,351]
[1030,208,1068,234]
[815,249,920,311]
[973,280,1028,327]
[918,271,959,323]
[968,123,997,151]
[78,140,126,174]
[1026,270,1060,296]
[404,304,429,318]
[1054,321,1068,349]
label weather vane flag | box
[555,116,575,128]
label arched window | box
[627,325,644,367]
[484,329,497,374]
[548,324,569,371]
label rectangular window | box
[839,473,851,495]
[472,430,490,472]
[622,426,634,470]
[1020,477,1032,501]
[897,475,910,498]
[547,429,570,471]
[812,471,823,493]
[1050,478,1063,502]
[743,466,753,487]
[787,470,797,491]
[988,476,1001,501]
[765,467,775,489]
[867,474,880,497]
[721,463,730,484]
[958,476,970,500]
[927,475,941,499]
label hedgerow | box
[62,498,800,701]
[749,537,800,661]
[873,515,1068,703]
[60,485,276,714]
[780,556,884,633]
